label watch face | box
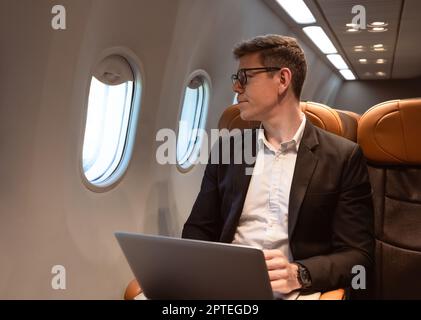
[298,265,311,288]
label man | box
[182,35,374,297]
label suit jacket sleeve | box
[296,144,375,291]
[182,142,223,241]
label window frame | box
[176,70,211,173]
[233,93,238,105]
[80,47,144,192]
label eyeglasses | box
[231,67,281,87]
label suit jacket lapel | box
[288,121,319,239]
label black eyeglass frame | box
[231,67,281,87]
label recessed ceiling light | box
[359,59,368,64]
[369,22,388,27]
[276,0,316,24]
[327,54,349,70]
[340,69,356,81]
[376,71,387,77]
[371,44,387,52]
[302,26,338,54]
[346,23,359,28]
[364,72,373,77]
[376,59,387,64]
[368,27,388,32]
[346,28,360,33]
[353,45,366,52]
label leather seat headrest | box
[218,101,343,137]
[358,99,421,165]
[300,101,343,136]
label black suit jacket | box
[182,120,374,292]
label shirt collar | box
[257,113,306,153]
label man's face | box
[233,53,281,122]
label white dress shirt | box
[232,114,307,262]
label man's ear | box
[278,68,292,95]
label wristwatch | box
[295,263,312,289]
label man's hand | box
[263,249,302,294]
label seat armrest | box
[319,288,345,300]
[124,279,142,300]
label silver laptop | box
[115,232,274,300]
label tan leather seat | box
[218,101,349,140]
[217,104,260,131]
[300,101,343,136]
[335,109,360,142]
[358,98,421,299]
[338,110,361,122]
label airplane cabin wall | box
[0,0,180,299]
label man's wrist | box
[294,263,312,289]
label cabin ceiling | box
[267,0,421,80]
[315,0,421,80]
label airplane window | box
[177,72,210,171]
[82,55,138,187]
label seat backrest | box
[217,104,260,130]
[358,98,421,299]
[335,109,360,142]
[218,101,352,139]
[300,101,343,136]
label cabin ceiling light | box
[327,54,349,70]
[372,47,387,52]
[340,69,356,81]
[353,45,366,52]
[303,26,337,54]
[364,72,373,76]
[368,27,388,33]
[376,59,387,64]
[371,44,387,52]
[346,28,361,33]
[368,22,388,27]
[276,0,316,24]
[359,59,368,64]
[376,71,387,77]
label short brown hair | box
[233,34,307,99]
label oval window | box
[176,72,210,171]
[82,55,140,187]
